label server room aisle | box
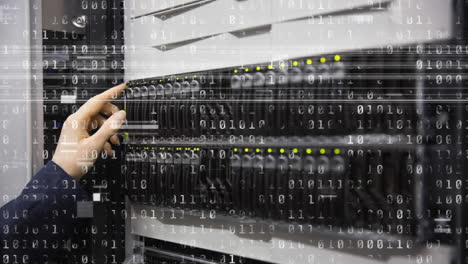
[0,0,467,263]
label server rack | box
[36,0,468,263]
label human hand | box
[52,84,127,180]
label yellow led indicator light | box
[159,80,162,82]
[234,69,238,73]
[293,148,299,153]
[136,82,140,85]
[279,63,285,69]
[280,148,285,154]
[167,78,171,81]
[256,66,261,71]
[267,148,273,153]
[194,75,197,78]
[334,55,341,61]
[245,68,249,72]
[234,148,238,152]
[334,148,341,155]
[320,148,326,154]
[293,61,299,66]
[268,64,273,69]
[123,132,129,139]
[244,148,249,152]
[306,59,312,65]
[176,77,180,80]
[306,148,312,154]
[185,76,188,79]
[256,148,261,153]
[320,57,327,63]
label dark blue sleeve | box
[0,161,89,263]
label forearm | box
[0,161,89,261]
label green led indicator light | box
[320,148,326,154]
[293,148,298,153]
[234,148,238,152]
[279,63,285,69]
[306,148,312,154]
[280,148,285,154]
[334,148,341,155]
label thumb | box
[91,110,126,147]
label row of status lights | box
[127,55,342,86]
[233,55,342,74]
[128,146,202,151]
[128,74,201,87]
[234,148,341,155]
[127,146,341,155]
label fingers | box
[91,110,126,147]
[101,103,120,116]
[77,83,127,118]
[110,134,120,145]
[88,113,121,145]
[88,115,106,131]
[103,142,113,156]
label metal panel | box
[0,0,42,207]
